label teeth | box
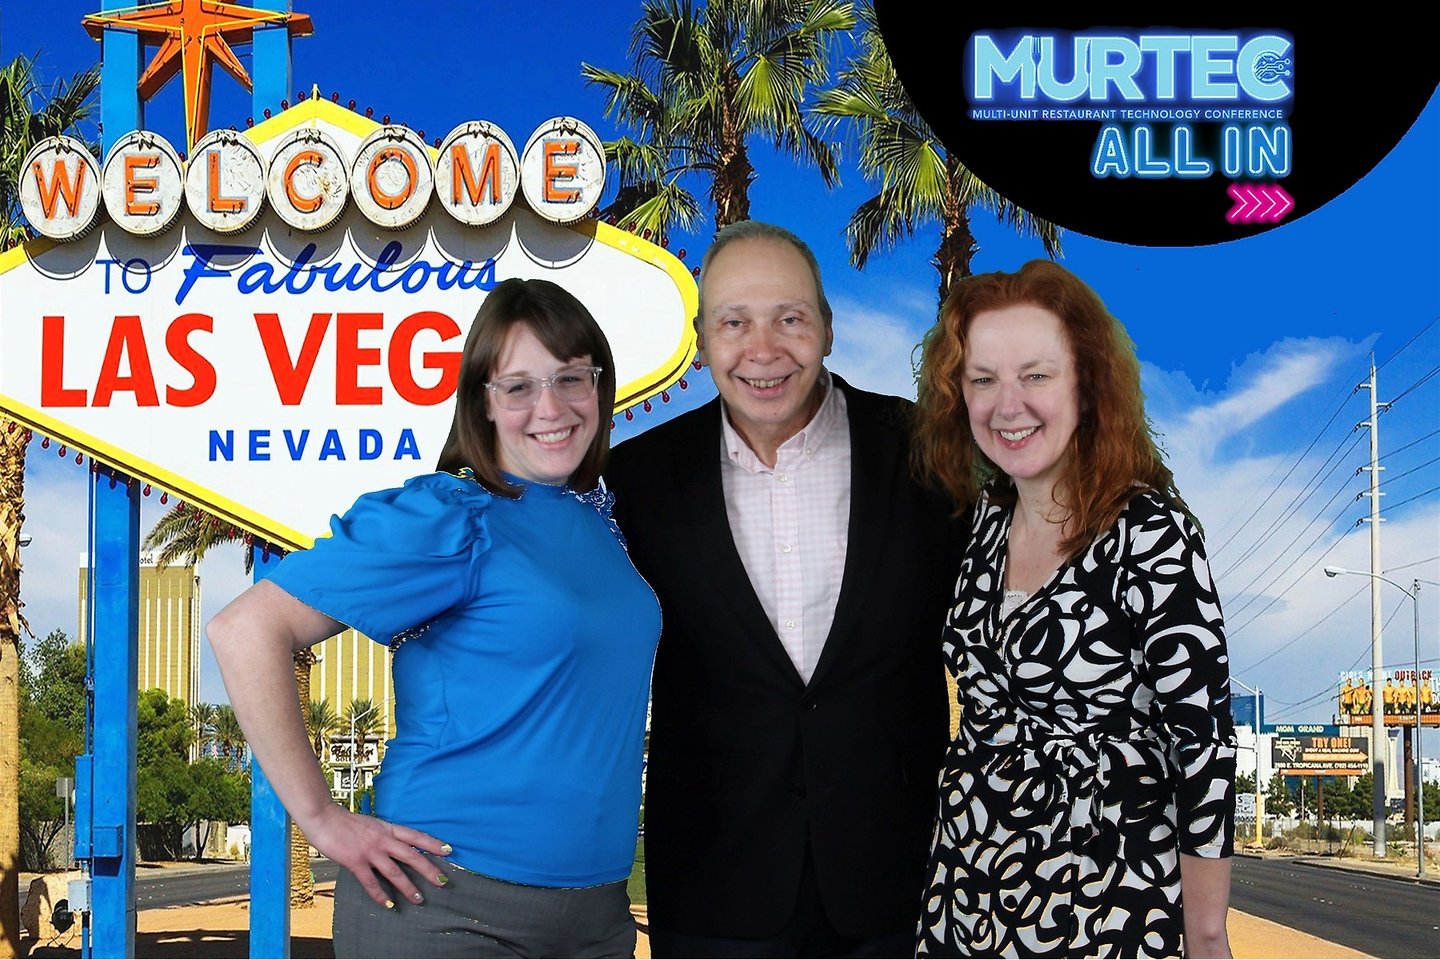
[533,427,574,443]
[999,427,1038,442]
[742,376,786,389]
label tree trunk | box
[934,159,978,305]
[0,423,29,957]
[712,76,753,230]
[712,143,754,230]
[0,637,19,959]
[290,650,316,909]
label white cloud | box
[827,293,930,399]
[1144,337,1438,724]
[1147,337,1362,461]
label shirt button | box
[791,783,807,799]
[781,543,792,554]
[778,474,789,482]
[784,619,796,630]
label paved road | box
[1231,857,1440,958]
[135,859,340,908]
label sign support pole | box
[250,9,297,957]
[86,467,139,958]
[248,545,291,959]
[83,7,143,954]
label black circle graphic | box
[875,10,1439,245]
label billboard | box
[1337,670,1439,727]
[1272,735,1369,776]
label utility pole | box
[1233,677,1265,847]
[1358,356,1390,857]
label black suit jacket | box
[607,375,958,940]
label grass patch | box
[627,838,646,906]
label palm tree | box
[1,52,99,954]
[343,698,382,751]
[212,705,246,770]
[341,698,382,820]
[142,502,255,574]
[305,699,341,761]
[811,5,1061,304]
[190,702,218,762]
[142,508,318,903]
[582,0,855,238]
[289,649,317,908]
[0,54,101,247]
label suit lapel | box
[808,377,897,690]
[678,400,805,686]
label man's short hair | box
[697,220,834,327]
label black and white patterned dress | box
[917,488,1236,958]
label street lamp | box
[347,702,379,812]
[1325,565,1425,878]
[1232,676,1265,847]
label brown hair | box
[913,259,1186,558]
[435,278,616,497]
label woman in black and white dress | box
[911,261,1236,958]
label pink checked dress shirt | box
[720,372,851,684]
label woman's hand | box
[304,804,454,908]
[208,582,453,909]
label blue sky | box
[5,3,1438,723]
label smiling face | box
[962,304,1081,502]
[698,237,833,462]
[485,323,599,486]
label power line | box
[1215,431,1363,582]
[1210,382,1358,560]
[1383,454,1440,487]
[1267,596,1429,720]
[1385,484,1440,515]
[1223,470,1358,622]
[1385,427,1440,459]
[1225,359,1437,639]
[1377,315,1439,371]
[1234,581,1368,674]
[1386,364,1440,406]
[1226,524,1349,636]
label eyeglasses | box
[485,366,602,410]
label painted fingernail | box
[383,900,395,910]
[439,843,453,855]
[436,873,449,886]
[412,891,425,904]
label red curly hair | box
[913,260,1186,558]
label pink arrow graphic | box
[1271,186,1294,219]
[1227,184,1295,224]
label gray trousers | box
[332,859,637,958]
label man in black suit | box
[607,221,956,957]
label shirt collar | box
[721,369,841,473]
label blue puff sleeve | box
[265,472,491,645]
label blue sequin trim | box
[450,466,626,549]
[569,478,627,549]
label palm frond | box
[140,502,252,573]
[807,3,1061,291]
[1,53,99,246]
[585,0,850,233]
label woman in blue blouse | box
[208,278,662,958]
